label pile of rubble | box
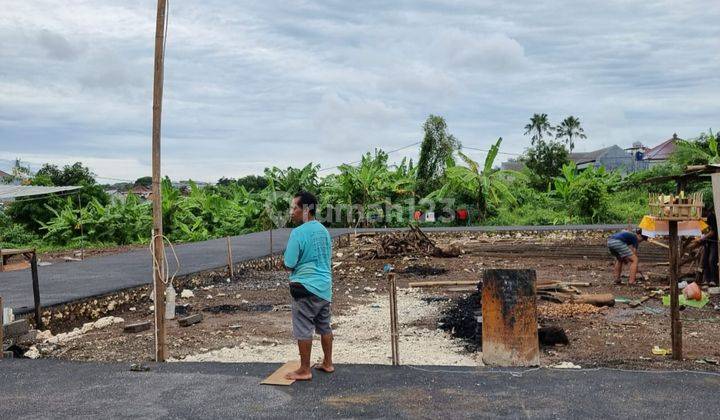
[3,316,125,359]
[359,226,462,260]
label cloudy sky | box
[1,0,718,183]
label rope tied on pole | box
[150,233,180,287]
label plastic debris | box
[662,293,709,309]
[652,346,671,356]
[130,363,150,372]
[551,361,581,369]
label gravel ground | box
[180,288,481,366]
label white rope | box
[150,233,180,287]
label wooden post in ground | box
[78,194,84,260]
[482,269,539,366]
[151,0,168,362]
[30,252,42,329]
[669,220,682,360]
[226,237,234,278]
[388,273,399,365]
[269,228,273,269]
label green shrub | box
[0,211,40,247]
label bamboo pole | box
[388,273,399,365]
[226,237,234,278]
[151,0,168,362]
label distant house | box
[129,185,153,200]
[643,133,680,167]
[569,145,637,174]
[0,169,10,183]
[500,158,526,171]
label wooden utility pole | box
[151,0,168,362]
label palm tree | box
[555,116,587,151]
[524,113,554,146]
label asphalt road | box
[0,224,625,313]
[1,359,718,418]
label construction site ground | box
[22,230,720,371]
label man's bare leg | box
[285,339,312,380]
[613,259,623,284]
[314,333,335,373]
[628,255,639,284]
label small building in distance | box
[500,158,526,171]
[129,185,153,200]
[569,145,637,174]
[498,134,683,175]
[0,169,11,183]
[642,133,680,167]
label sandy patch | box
[179,289,481,366]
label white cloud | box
[1,0,719,181]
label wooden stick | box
[408,280,477,287]
[30,251,42,329]
[78,194,84,260]
[647,239,670,249]
[388,273,399,366]
[151,0,168,363]
[669,220,682,360]
[268,229,273,270]
[226,237,234,278]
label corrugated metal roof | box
[0,185,82,200]
[569,146,617,164]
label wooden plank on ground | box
[261,360,301,386]
[408,280,478,287]
[445,287,478,292]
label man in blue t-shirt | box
[607,229,647,285]
[283,191,334,381]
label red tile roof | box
[644,134,680,161]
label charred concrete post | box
[481,269,540,366]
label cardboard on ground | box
[261,360,301,386]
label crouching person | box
[283,191,334,380]
[608,229,647,285]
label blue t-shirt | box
[283,220,333,302]
[611,231,638,248]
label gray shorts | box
[291,294,332,340]
[608,238,633,259]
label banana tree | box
[429,138,521,219]
[672,129,720,166]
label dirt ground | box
[32,230,720,370]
